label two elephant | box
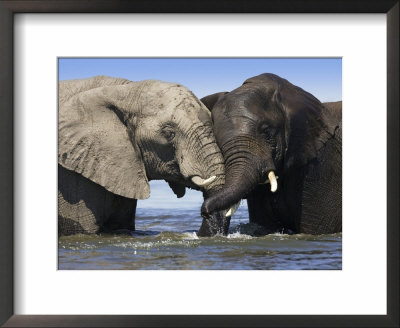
[59,74,342,236]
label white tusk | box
[260,176,279,184]
[225,201,240,217]
[268,171,278,192]
[191,175,216,187]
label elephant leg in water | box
[58,165,136,234]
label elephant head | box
[59,76,232,233]
[200,73,340,232]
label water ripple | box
[59,210,342,270]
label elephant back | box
[59,75,132,105]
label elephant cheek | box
[177,135,225,184]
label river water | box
[58,205,342,270]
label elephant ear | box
[201,92,229,111]
[58,85,150,199]
[263,75,338,168]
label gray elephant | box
[58,76,237,236]
[200,73,342,234]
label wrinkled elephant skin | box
[58,76,228,236]
[201,73,342,234]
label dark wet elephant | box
[58,76,236,236]
[200,73,342,234]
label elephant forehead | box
[144,85,206,118]
[214,101,260,123]
[139,100,207,125]
[216,114,258,134]
[108,80,207,121]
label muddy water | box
[58,207,342,270]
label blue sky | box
[59,58,342,209]
[59,58,341,102]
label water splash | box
[227,232,253,240]
[58,209,342,270]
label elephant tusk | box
[268,171,278,192]
[260,175,279,185]
[191,175,216,187]
[225,201,240,217]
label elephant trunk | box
[201,134,277,217]
[201,145,261,216]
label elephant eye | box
[162,128,175,142]
[259,123,271,136]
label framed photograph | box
[1,1,398,327]
[57,57,343,271]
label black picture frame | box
[0,1,398,327]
